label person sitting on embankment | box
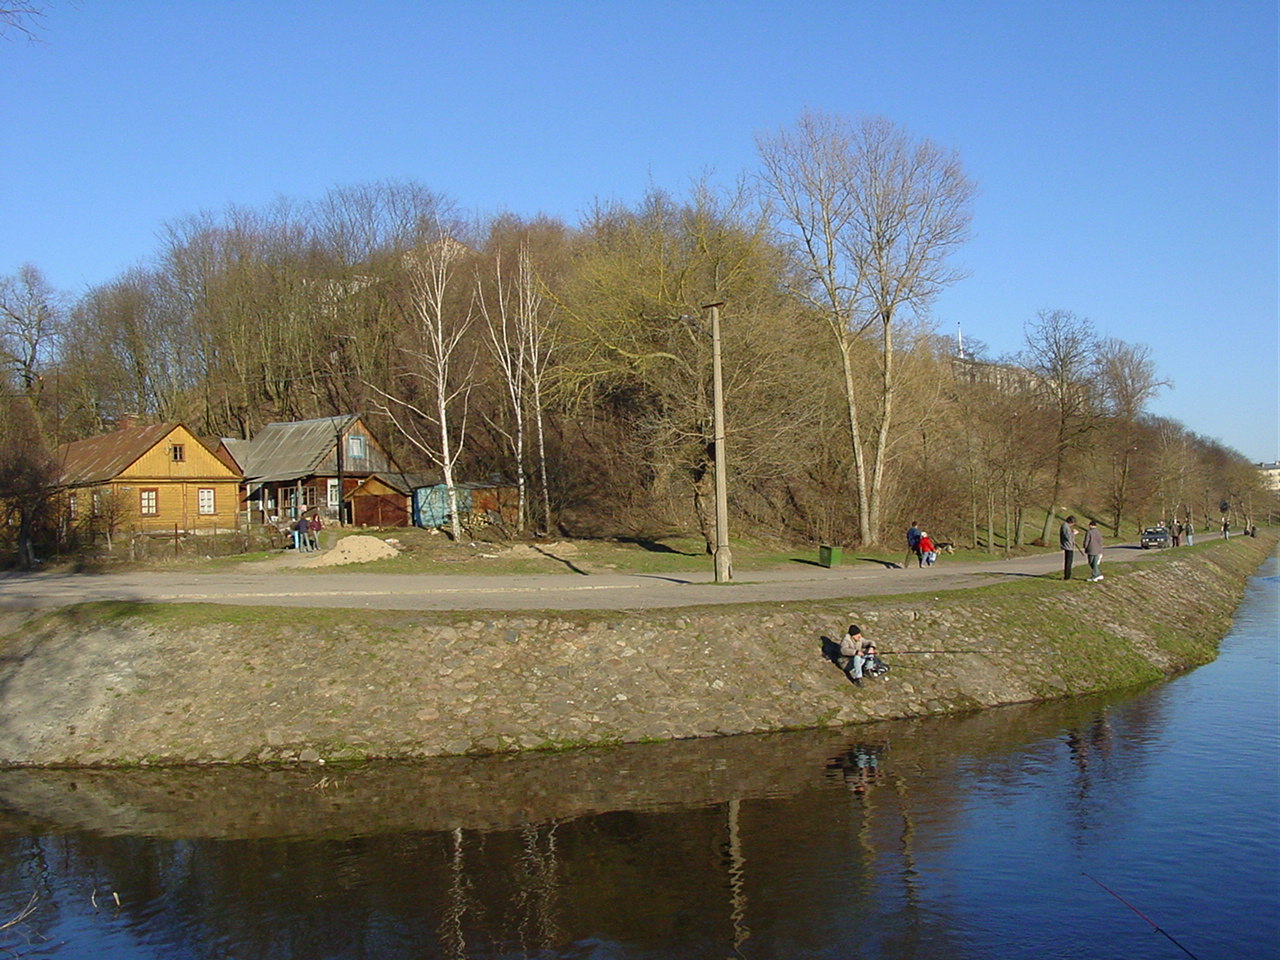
[823,624,890,687]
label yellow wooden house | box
[55,422,243,534]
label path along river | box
[0,553,1272,958]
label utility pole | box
[704,302,732,582]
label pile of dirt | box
[301,535,400,567]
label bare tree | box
[1021,309,1103,542]
[0,263,63,399]
[1097,337,1170,534]
[758,111,975,544]
[0,388,54,566]
[477,244,531,532]
[368,236,475,540]
[0,2,43,41]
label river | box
[0,558,1274,959]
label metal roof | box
[237,414,362,482]
[218,437,253,472]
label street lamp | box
[703,301,732,582]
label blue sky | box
[2,1,1276,460]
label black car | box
[1140,526,1171,549]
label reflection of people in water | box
[827,744,886,794]
[1065,714,1113,774]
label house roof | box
[237,414,362,482]
[218,437,253,472]
[56,422,188,486]
[355,471,437,496]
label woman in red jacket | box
[919,531,937,566]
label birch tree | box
[758,111,975,544]
[477,240,557,534]
[368,236,475,540]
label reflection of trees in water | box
[439,827,473,960]
[0,690,1185,958]
[512,821,564,953]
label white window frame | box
[197,488,216,515]
[348,434,366,459]
[140,488,159,516]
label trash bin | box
[819,544,842,567]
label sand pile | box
[301,535,400,567]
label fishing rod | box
[885,650,1003,660]
[1082,872,1201,960]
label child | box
[919,531,937,566]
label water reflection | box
[0,564,1274,958]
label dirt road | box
[0,543,1166,612]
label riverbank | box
[0,533,1273,767]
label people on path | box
[1083,519,1104,582]
[308,513,323,551]
[919,531,937,566]
[1172,521,1183,547]
[1185,521,1195,546]
[294,513,311,552]
[906,522,923,568]
[1060,515,1078,580]
[1221,517,1230,540]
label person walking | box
[1221,517,1230,540]
[919,531,937,566]
[906,522,923,568]
[1060,515,1078,580]
[1083,519,1104,582]
[1185,520,1195,546]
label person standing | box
[906,522,923,568]
[1083,519,1104,582]
[1221,517,1230,540]
[1185,520,1195,546]
[1060,515,1078,580]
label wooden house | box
[233,414,418,525]
[55,422,243,534]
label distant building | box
[1257,461,1280,491]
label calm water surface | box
[0,559,1275,959]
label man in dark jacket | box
[1060,515,1078,580]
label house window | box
[140,489,159,516]
[327,478,340,510]
[198,488,215,514]
[68,494,78,518]
[91,491,103,517]
[348,434,366,459]
[169,444,185,462]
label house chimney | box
[116,413,139,431]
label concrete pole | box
[706,302,733,582]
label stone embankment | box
[0,535,1271,767]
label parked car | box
[1141,526,1171,549]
